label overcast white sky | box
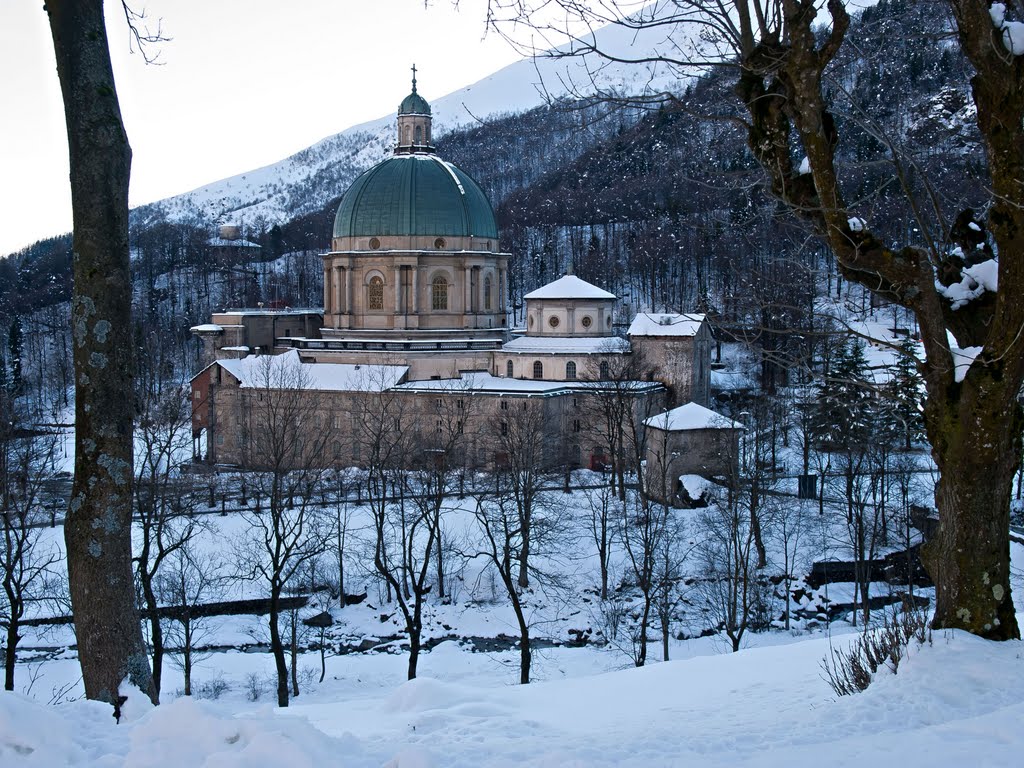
[0,1,525,256]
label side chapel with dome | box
[190,74,739,503]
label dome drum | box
[331,234,499,254]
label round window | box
[369,237,381,250]
[548,316,560,328]
[434,237,446,249]
[581,316,593,329]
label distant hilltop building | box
[207,223,261,264]
[190,75,738,500]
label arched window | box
[484,276,492,310]
[415,124,422,144]
[432,275,448,310]
[599,360,610,379]
[533,360,544,379]
[367,276,384,310]
[403,125,411,144]
[506,360,514,378]
[566,361,577,380]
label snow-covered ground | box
[3,465,1021,766]
[4,606,1023,766]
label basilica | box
[190,76,739,502]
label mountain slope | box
[130,16,696,229]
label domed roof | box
[399,90,431,115]
[333,155,498,240]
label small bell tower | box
[395,64,434,155]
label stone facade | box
[643,403,743,506]
[628,313,712,407]
[192,354,663,472]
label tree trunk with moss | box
[46,0,155,710]
[732,0,1021,639]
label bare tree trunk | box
[318,627,327,683]
[517,501,531,589]
[182,615,193,696]
[435,526,445,600]
[46,0,154,711]
[408,628,421,680]
[142,578,164,700]
[4,618,18,692]
[636,598,650,667]
[269,589,289,707]
[290,610,299,699]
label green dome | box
[399,90,431,115]
[333,155,499,240]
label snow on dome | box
[628,312,705,337]
[644,402,743,431]
[216,350,408,392]
[523,275,616,301]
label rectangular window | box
[193,389,201,400]
[501,422,508,436]
[573,419,581,433]
[457,399,464,409]
[500,400,508,411]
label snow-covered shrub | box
[244,672,264,702]
[821,606,929,696]
[191,675,230,700]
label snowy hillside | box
[131,17,695,229]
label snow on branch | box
[990,3,1024,56]
[935,258,998,310]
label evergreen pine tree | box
[811,338,874,450]
[884,336,925,450]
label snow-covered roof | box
[396,371,663,396]
[207,237,261,249]
[502,335,630,355]
[216,350,408,392]
[628,313,705,337]
[191,323,224,333]
[523,275,616,301]
[398,372,568,394]
[644,402,743,431]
